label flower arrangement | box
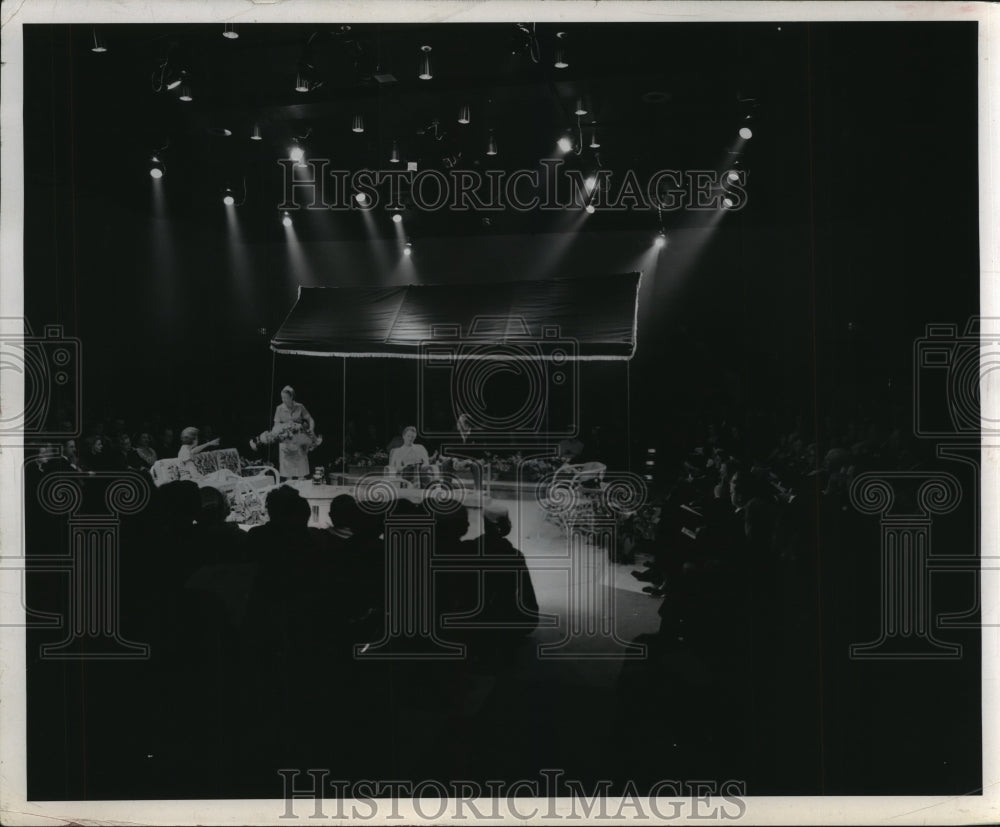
[520,456,564,481]
[333,449,390,470]
[250,421,323,452]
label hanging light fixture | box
[91,28,107,53]
[352,115,365,133]
[418,46,433,80]
[222,24,239,39]
[282,211,293,228]
[250,124,262,141]
[589,128,601,149]
[457,104,471,124]
[553,32,569,69]
[178,83,193,102]
[295,70,313,93]
[164,68,184,91]
[574,96,588,116]
[486,130,498,156]
[148,156,165,179]
[392,211,403,224]
[403,242,413,256]
[222,187,236,206]
[389,141,400,163]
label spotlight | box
[419,46,433,80]
[589,129,601,149]
[722,196,735,208]
[250,124,262,141]
[486,131,498,156]
[554,33,569,69]
[392,211,403,223]
[222,188,235,206]
[727,168,741,183]
[149,156,164,179]
[355,192,370,206]
[403,242,412,256]
[282,211,292,227]
[166,74,183,91]
[458,104,471,124]
[574,97,588,116]
[390,141,400,163]
[222,24,239,39]
[178,84,193,102]
[585,174,597,191]
[739,126,753,140]
[295,72,311,93]
[289,145,304,163]
[352,115,365,133]
[91,29,107,53]
[654,232,667,248]
[557,135,574,153]
[585,204,595,214]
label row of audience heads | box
[152,481,511,540]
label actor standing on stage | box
[274,385,316,480]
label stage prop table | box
[286,479,486,527]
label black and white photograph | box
[1,1,997,824]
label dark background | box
[22,21,982,799]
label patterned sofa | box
[150,448,278,524]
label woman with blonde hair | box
[177,426,219,461]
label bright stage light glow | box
[654,233,667,248]
[739,126,753,140]
[722,196,734,208]
[392,212,403,223]
[403,243,412,256]
[585,204,595,214]
[355,192,370,206]
[282,212,292,227]
[149,167,163,179]
[289,146,304,163]
[223,194,235,206]
[557,136,573,153]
